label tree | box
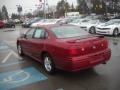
[11,13,20,20]
[91,0,99,13]
[0,10,3,20]
[2,5,9,20]
[48,6,56,18]
[71,3,75,12]
[77,0,89,14]
[26,13,33,18]
[56,0,66,17]
[112,0,120,14]
[91,0,106,14]
[101,0,106,15]
[56,0,70,17]
[65,2,70,12]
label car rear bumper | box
[61,49,111,72]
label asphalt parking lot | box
[0,26,120,90]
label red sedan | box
[17,24,111,74]
[0,20,5,28]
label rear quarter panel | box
[43,40,70,68]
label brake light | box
[70,49,77,55]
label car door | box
[118,22,120,32]
[26,28,48,60]
[21,28,35,56]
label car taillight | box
[70,49,77,55]
[70,47,85,56]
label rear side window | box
[51,26,89,38]
[33,28,46,39]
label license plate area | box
[89,54,104,64]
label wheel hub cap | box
[44,57,52,72]
[18,45,21,54]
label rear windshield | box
[51,26,89,38]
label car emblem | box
[93,46,96,49]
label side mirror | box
[20,34,26,38]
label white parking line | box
[2,52,12,63]
[12,50,22,60]
[1,50,22,64]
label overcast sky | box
[0,0,77,16]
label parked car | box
[80,19,106,34]
[58,16,82,24]
[68,15,95,26]
[31,19,61,27]
[31,19,47,27]
[22,18,41,28]
[0,20,5,28]
[57,18,73,24]
[17,24,111,74]
[69,19,83,26]
[69,15,109,27]
[14,19,21,24]
[96,19,120,36]
[5,20,15,28]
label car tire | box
[43,54,55,74]
[113,28,119,37]
[17,43,24,56]
[89,27,96,34]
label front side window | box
[26,29,35,39]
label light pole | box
[16,5,22,20]
[38,0,47,19]
[65,0,67,17]
[106,2,109,16]
[43,0,46,18]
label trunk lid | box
[59,35,108,56]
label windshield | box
[30,18,41,23]
[51,26,89,38]
[81,19,90,23]
[87,20,100,24]
[70,19,81,23]
[105,19,120,25]
[85,15,100,20]
[84,16,93,20]
[44,19,59,23]
[37,19,48,23]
